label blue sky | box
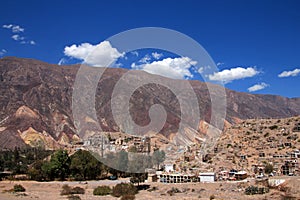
[0,0,299,97]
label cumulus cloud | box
[208,67,259,83]
[11,34,25,41]
[248,82,269,92]
[131,57,197,79]
[139,54,151,63]
[0,49,7,56]
[152,52,163,60]
[278,68,300,78]
[64,41,124,67]
[3,24,24,33]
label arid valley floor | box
[1,176,299,200]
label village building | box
[199,172,216,182]
[164,163,174,172]
[234,171,248,180]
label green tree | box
[128,146,137,153]
[116,150,128,173]
[130,173,148,186]
[127,153,153,175]
[152,150,165,169]
[41,161,55,181]
[48,150,71,180]
[264,163,274,174]
[28,160,48,181]
[13,147,20,162]
[70,150,103,180]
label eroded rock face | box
[15,105,39,119]
[19,127,60,150]
[0,57,300,149]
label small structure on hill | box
[199,172,216,182]
[235,171,248,180]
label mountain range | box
[0,57,300,149]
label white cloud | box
[216,62,224,66]
[208,67,259,83]
[19,40,36,45]
[11,34,25,41]
[131,51,139,57]
[131,62,137,69]
[58,58,67,65]
[131,57,197,79]
[64,41,124,67]
[0,49,7,56]
[2,24,13,29]
[248,82,269,92]
[197,65,212,74]
[152,52,163,60]
[278,68,300,78]
[198,67,204,74]
[139,54,151,63]
[3,24,24,32]
[3,24,35,45]
[12,25,24,33]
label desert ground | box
[0,177,299,200]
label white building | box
[199,172,216,182]
[164,163,174,172]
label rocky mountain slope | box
[0,57,300,149]
[211,116,300,173]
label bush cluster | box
[167,187,181,196]
[111,183,138,198]
[120,194,136,200]
[13,184,26,192]
[61,185,85,195]
[93,186,111,196]
[68,195,81,200]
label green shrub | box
[148,186,158,192]
[61,185,72,195]
[61,185,85,195]
[264,132,269,137]
[121,194,136,200]
[280,194,296,200]
[93,186,111,196]
[112,183,137,197]
[68,195,81,200]
[13,184,26,192]
[264,163,274,174]
[269,125,278,130]
[166,187,182,196]
[72,187,85,194]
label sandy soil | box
[0,177,299,200]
